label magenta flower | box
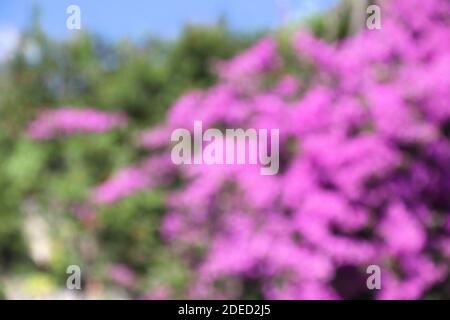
[108,263,137,288]
[27,107,126,139]
[137,0,450,299]
[214,38,280,81]
[91,166,149,204]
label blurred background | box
[1,0,449,300]
[0,0,345,299]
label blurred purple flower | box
[108,263,137,288]
[27,107,126,139]
[91,166,149,204]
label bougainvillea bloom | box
[27,107,126,139]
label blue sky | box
[0,0,337,61]
[0,0,337,40]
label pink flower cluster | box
[108,263,137,288]
[26,107,126,139]
[149,0,450,299]
[214,38,280,82]
[91,154,173,204]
